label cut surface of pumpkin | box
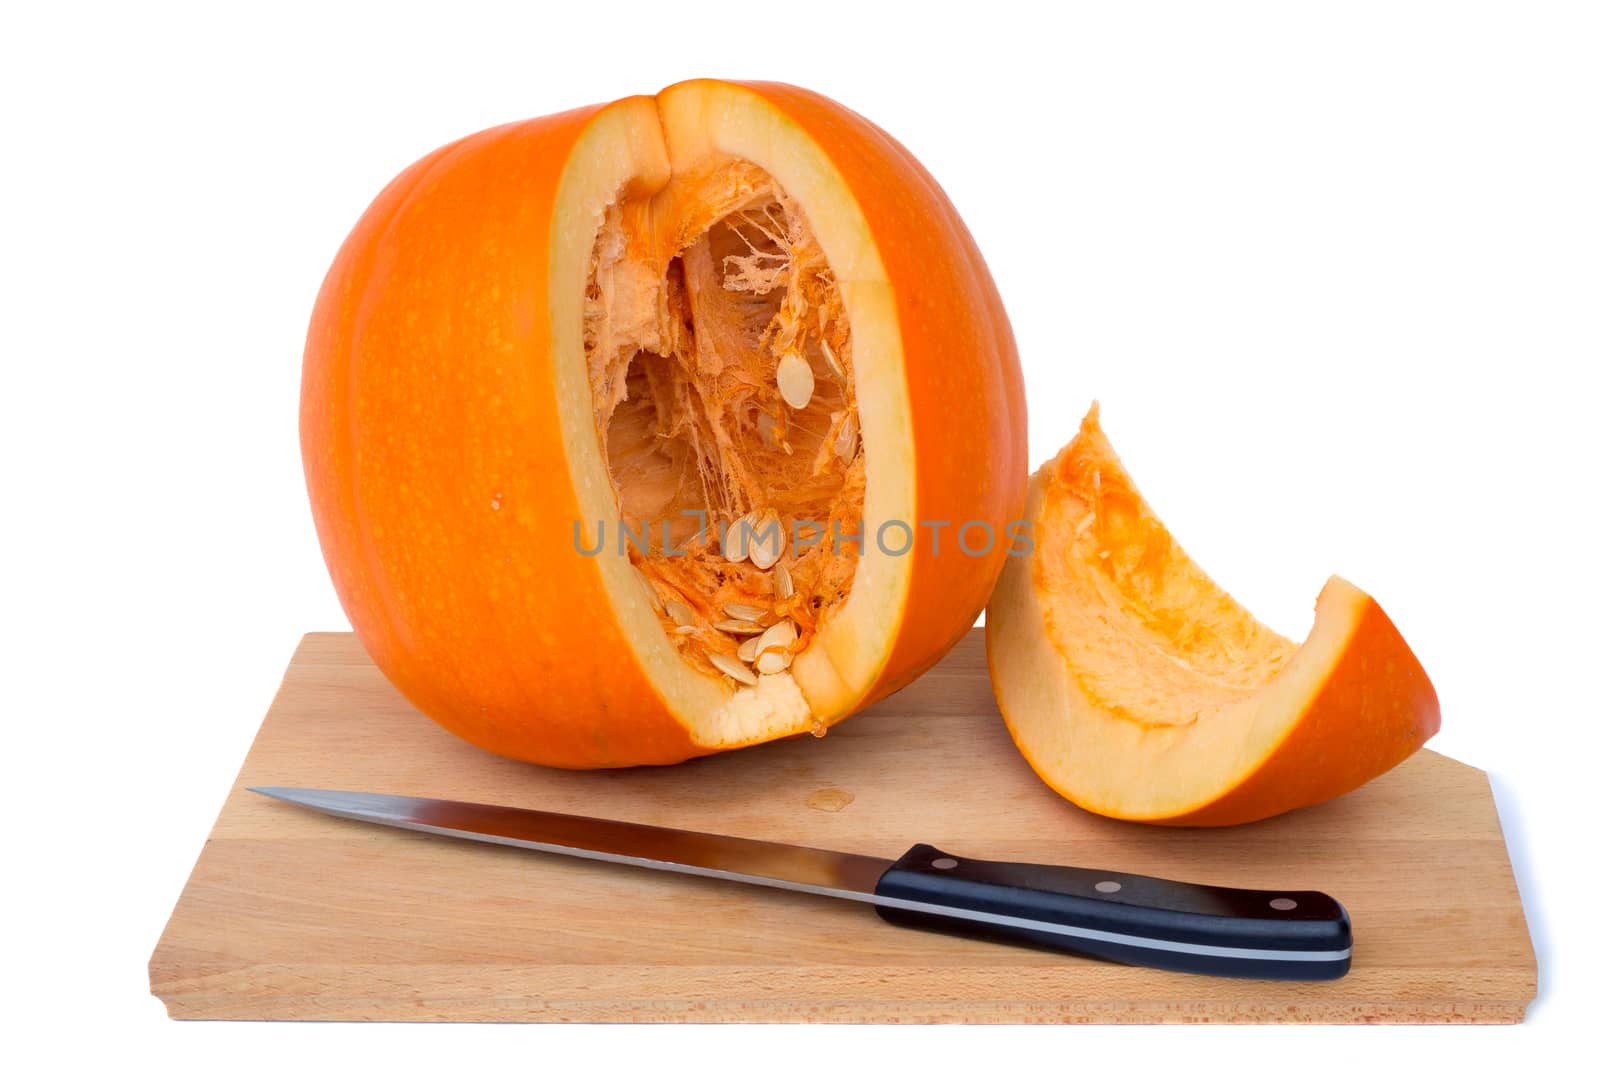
[986,405,1439,825]
[300,80,1027,768]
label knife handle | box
[872,844,1351,980]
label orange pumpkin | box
[301,79,1027,768]
[986,405,1440,825]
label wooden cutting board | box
[149,630,1535,1023]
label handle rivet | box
[1269,897,1297,911]
[931,857,958,870]
[1094,880,1122,893]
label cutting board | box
[149,630,1535,1023]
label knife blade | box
[250,786,1352,980]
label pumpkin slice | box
[985,405,1439,825]
[301,80,1027,768]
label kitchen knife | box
[250,786,1351,980]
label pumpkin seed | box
[723,602,766,622]
[820,337,845,380]
[737,636,761,663]
[756,648,793,674]
[777,352,814,409]
[834,410,858,463]
[723,512,753,564]
[713,618,767,635]
[748,508,785,571]
[665,600,695,627]
[710,652,758,686]
[773,561,794,600]
[757,618,797,655]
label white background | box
[4,0,1596,1061]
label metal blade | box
[250,786,892,902]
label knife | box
[250,786,1351,980]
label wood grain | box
[149,630,1536,1023]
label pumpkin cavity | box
[584,159,865,688]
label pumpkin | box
[986,405,1439,825]
[300,79,1027,768]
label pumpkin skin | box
[985,406,1440,826]
[301,80,1026,768]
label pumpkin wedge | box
[301,79,1026,768]
[986,405,1439,825]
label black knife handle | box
[873,844,1351,980]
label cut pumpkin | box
[301,80,1027,768]
[986,405,1439,825]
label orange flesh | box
[584,159,865,681]
[1035,405,1296,727]
[987,403,1440,824]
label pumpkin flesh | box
[985,405,1440,825]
